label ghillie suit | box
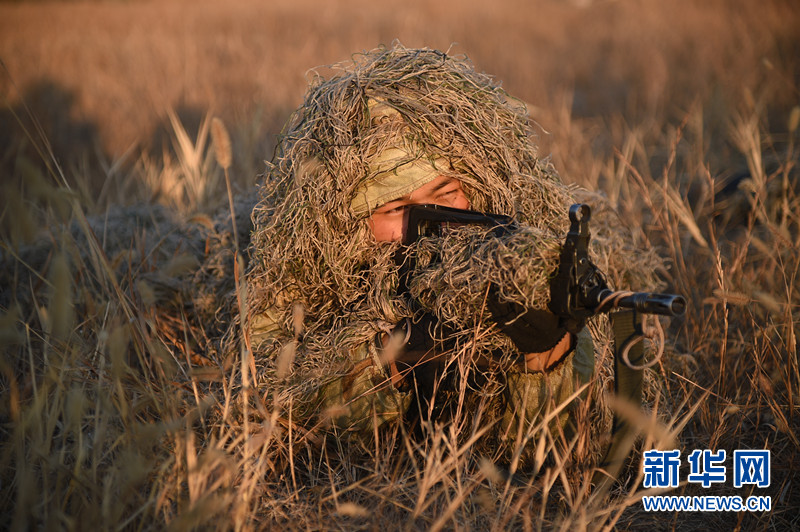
[241,45,665,464]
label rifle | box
[399,203,686,322]
[399,203,686,487]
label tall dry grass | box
[1,0,799,530]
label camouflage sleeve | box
[314,341,412,437]
[251,306,411,438]
[499,328,595,444]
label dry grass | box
[1,0,799,530]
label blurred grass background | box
[1,0,799,529]
[2,0,797,202]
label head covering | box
[349,147,448,216]
[349,98,448,216]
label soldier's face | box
[368,175,470,242]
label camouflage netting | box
[243,45,666,434]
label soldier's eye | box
[377,203,405,215]
[436,187,460,201]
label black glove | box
[487,296,573,353]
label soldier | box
[243,45,598,459]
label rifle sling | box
[592,309,644,491]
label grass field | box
[1,0,799,529]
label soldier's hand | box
[522,332,573,371]
[487,296,575,354]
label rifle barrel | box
[595,289,686,317]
